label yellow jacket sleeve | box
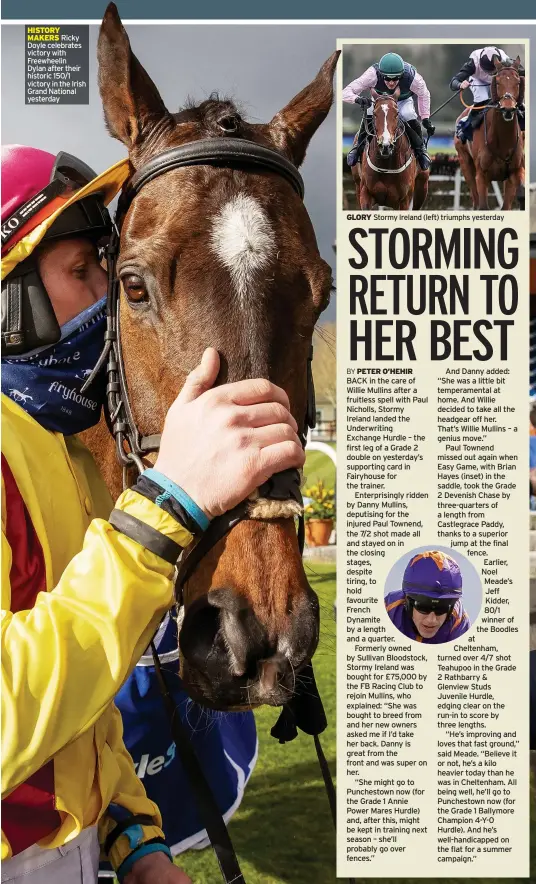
[2,490,192,796]
[97,702,165,870]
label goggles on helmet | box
[406,593,454,617]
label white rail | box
[306,432,337,467]
[428,169,503,209]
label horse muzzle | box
[499,95,517,121]
[178,586,320,709]
[378,141,394,157]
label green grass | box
[303,447,336,492]
[429,144,457,155]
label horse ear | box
[393,86,401,100]
[97,2,169,150]
[513,55,521,69]
[268,51,340,167]
[493,55,502,71]
[370,88,379,100]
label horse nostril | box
[208,588,271,678]
[180,589,270,680]
[179,598,223,671]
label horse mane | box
[172,93,249,136]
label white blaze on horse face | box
[381,103,391,146]
[210,193,276,303]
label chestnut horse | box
[455,56,524,210]
[83,4,338,712]
[351,90,429,210]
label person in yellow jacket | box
[0,145,305,884]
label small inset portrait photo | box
[384,548,481,644]
[341,40,526,211]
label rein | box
[83,138,346,884]
[482,107,521,172]
[467,70,523,171]
[365,145,414,175]
[458,71,522,174]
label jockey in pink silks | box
[450,46,526,143]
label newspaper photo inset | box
[342,41,526,211]
[337,36,530,880]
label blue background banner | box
[2,0,536,19]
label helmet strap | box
[2,263,60,355]
[1,178,67,253]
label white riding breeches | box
[469,78,491,104]
[366,96,418,121]
[1,828,100,884]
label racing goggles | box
[406,594,455,616]
[1,152,99,251]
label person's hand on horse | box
[354,96,371,108]
[124,851,192,884]
[422,118,436,136]
[154,348,305,519]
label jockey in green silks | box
[343,52,434,171]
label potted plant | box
[303,480,335,546]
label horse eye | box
[121,274,148,304]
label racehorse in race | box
[351,89,429,210]
[454,56,524,210]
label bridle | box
[83,137,347,884]
[84,136,317,616]
[83,138,307,475]
[364,96,409,170]
[476,67,524,169]
[366,95,405,139]
[490,64,523,110]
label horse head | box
[371,88,401,156]
[492,55,523,122]
[97,2,338,710]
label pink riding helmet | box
[1,144,56,222]
[1,145,104,257]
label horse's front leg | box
[475,166,490,210]
[456,146,478,208]
[351,166,361,208]
[502,171,521,210]
[360,183,373,210]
